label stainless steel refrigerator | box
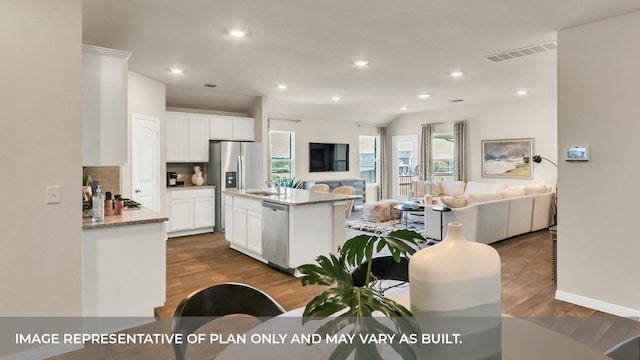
[208,141,263,232]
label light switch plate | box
[46,185,61,204]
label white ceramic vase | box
[191,166,204,186]
[409,222,502,359]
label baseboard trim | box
[1,344,83,360]
[555,290,640,319]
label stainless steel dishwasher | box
[262,201,289,270]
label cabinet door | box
[233,117,254,141]
[233,208,248,247]
[82,45,130,166]
[166,113,189,162]
[169,198,194,231]
[210,116,233,140]
[194,196,214,228]
[188,115,210,162]
[246,209,262,254]
[224,204,233,241]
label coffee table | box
[393,204,424,229]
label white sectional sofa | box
[419,181,555,244]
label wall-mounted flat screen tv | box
[309,142,349,172]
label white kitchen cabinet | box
[82,45,131,166]
[166,112,210,162]
[167,188,215,237]
[229,196,262,257]
[209,116,233,140]
[209,115,255,141]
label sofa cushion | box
[524,183,548,195]
[500,188,526,199]
[467,192,502,205]
[430,182,444,196]
[441,181,466,196]
[464,181,506,196]
[440,195,467,208]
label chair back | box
[351,256,410,287]
[309,184,330,193]
[333,186,356,218]
[171,282,285,360]
[605,335,640,360]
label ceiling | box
[82,0,640,125]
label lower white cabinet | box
[228,196,262,257]
[167,188,215,237]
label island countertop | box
[82,207,168,230]
[223,188,361,206]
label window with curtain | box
[270,131,295,180]
[433,132,454,181]
[359,135,378,184]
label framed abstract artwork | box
[481,138,533,178]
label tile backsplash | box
[84,166,120,195]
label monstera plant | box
[298,229,425,360]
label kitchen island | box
[223,188,360,273]
[82,208,168,329]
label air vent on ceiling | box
[450,99,464,103]
[485,41,557,63]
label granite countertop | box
[166,185,216,191]
[82,207,168,230]
[223,188,361,206]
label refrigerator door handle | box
[238,155,243,189]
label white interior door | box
[392,135,418,199]
[132,114,160,211]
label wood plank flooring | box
[51,217,639,359]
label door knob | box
[134,189,141,193]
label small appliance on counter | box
[167,172,178,186]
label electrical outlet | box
[46,185,61,204]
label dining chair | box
[309,184,330,193]
[171,282,285,360]
[604,335,640,360]
[350,256,410,287]
[332,186,356,218]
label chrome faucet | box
[265,179,283,194]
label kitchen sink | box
[246,191,281,196]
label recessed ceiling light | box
[417,93,431,99]
[517,89,528,96]
[277,84,287,90]
[353,60,369,67]
[401,106,408,111]
[331,96,341,101]
[170,68,183,74]
[228,29,247,37]
[450,71,464,77]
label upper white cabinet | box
[82,45,131,166]
[210,115,255,141]
[166,112,210,162]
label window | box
[359,136,378,184]
[432,133,454,181]
[270,131,295,180]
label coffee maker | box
[167,172,178,186]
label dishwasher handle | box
[262,201,288,212]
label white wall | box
[557,10,640,315]
[0,0,82,315]
[124,71,167,212]
[388,95,558,191]
[268,99,378,183]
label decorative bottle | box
[92,185,104,222]
[409,222,501,359]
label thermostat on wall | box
[565,146,589,161]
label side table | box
[431,206,451,241]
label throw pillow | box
[430,182,444,197]
[500,189,526,199]
[440,196,467,208]
[524,183,548,195]
[441,181,466,196]
[467,192,501,205]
